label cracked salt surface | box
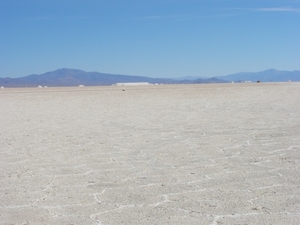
[1,83,300,224]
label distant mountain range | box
[216,69,300,82]
[0,68,299,87]
[0,68,226,87]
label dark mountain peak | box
[54,68,83,72]
[44,68,87,76]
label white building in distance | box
[115,82,151,86]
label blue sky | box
[1,0,299,78]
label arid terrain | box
[1,83,299,224]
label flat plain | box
[0,83,299,225]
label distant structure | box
[115,82,151,86]
[37,85,43,88]
[79,85,84,87]
[1,86,4,89]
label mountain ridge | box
[0,68,299,87]
[0,68,226,87]
[214,69,300,82]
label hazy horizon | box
[2,68,300,80]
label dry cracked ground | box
[0,83,299,225]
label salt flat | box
[0,83,299,225]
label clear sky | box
[1,0,299,78]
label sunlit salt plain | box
[1,83,299,224]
